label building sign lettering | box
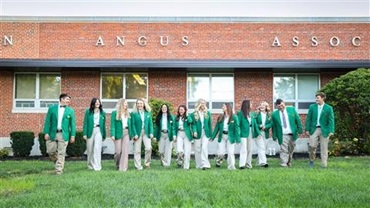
[271,36,362,47]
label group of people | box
[43,92,334,175]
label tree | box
[321,68,370,155]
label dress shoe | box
[260,163,269,168]
[308,160,314,168]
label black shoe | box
[260,163,269,168]
[216,164,221,168]
[239,166,246,170]
[177,164,182,169]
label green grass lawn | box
[0,156,369,207]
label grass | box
[0,156,369,207]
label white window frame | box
[100,72,149,113]
[273,73,320,114]
[12,72,61,113]
[187,73,234,114]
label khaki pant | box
[46,132,68,174]
[114,129,129,171]
[176,131,192,169]
[280,134,295,166]
[216,133,236,170]
[86,127,103,171]
[308,128,329,167]
[254,131,268,165]
[194,130,211,169]
[158,132,173,167]
[239,128,253,168]
[133,129,152,170]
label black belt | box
[124,126,128,129]
[56,129,62,133]
[316,126,321,128]
[178,128,184,131]
[284,133,293,136]
[222,130,228,134]
[250,125,252,127]
[161,130,168,133]
[94,124,100,127]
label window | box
[14,73,61,109]
[273,74,320,111]
[101,73,148,109]
[187,73,234,112]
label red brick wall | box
[1,22,369,60]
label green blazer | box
[82,109,106,140]
[212,114,241,144]
[305,103,335,138]
[190,111,212,139]
[154,114,176,141]
[237,111,259,138]
[173,116,194,141]
[255,112,272,138]
[271,107,303,145]
[130,111,153,137]
[43,104,76,141]
[110,110,133,140]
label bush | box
[322,68,370,156]
[0,148,9,159]
[66,131,86,157]
[10,131,35,157]
[38,132,47,156]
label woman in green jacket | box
[83,98,106,171]
[110,98,133,172]
[174,105,193,169]
[212,103,240,170]
[254,101,272,167]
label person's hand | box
[152,138,157,143]
[193,132,197,138]
[111,136,115,141]
[133,135,138,141]
[149,134,153,139]
[305,131,310,136]
[173,136,177,142]
[44,134,50,141]
[328,133,334,138]
[83,135,87,140]
[70,136,75,144]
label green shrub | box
[38,132,47,156]
[66,131,86,157]
[0,148,9,159]
[322,68,370,156]
[10,131,35,157]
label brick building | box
[0,18,369,153]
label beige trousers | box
[239,130,253,168]
[46,132,68,174]
[280,134,296,166]
[216,133,236,170]
[194,130,211,169]
[309,128,329,167]
[158,132,173,167]
[176,131,192,169]
[86,127,103,171]
[114,129,129,171]
[133,129,152,170]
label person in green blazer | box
[130,98,154,170]
[212,103,240,170]
[82,98,106,171]
[154,104,176,168]
[254,101,272,167]
[173,105,193,170]
[305,92,335,168]
[271,99,302,167]
[110,98,133,172]
[237,100,258,169]
[43,93,76,175]
[190,98,212,170]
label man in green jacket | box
[43,93,76,175]
[271,99,302,167]
[305,92,335,168]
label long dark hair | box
[89,98,103,114]
[156,104,172,124]
[218,103,233,124]
[176,105,187,121]
[241,100,251,119]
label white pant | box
[217,133,236,170]
[86,127,103,171]
[176,131,192,169]
[254,131,268,165]
[158,132,173,167]
[133,129,152,170]
[239,129,252,168]
[194,130,211,169]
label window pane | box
[102,74,123,99]
[15,74,36,99]
[298,75,319,100]
[126,74,147,99]
[187,74,209,100]
[39,74,61,99]
[273,75,295,101]
[211,75,233,101]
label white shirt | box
[317,104,324,126]
[279,109,293,134]
[57,104,65,130]
[162,114,168,130]
[178,118,184,130]
[140,111,145,128]
[93,112,100,126]
[261,112,267,126]
[121,114,128,129]
[198,111,205,129]
[223,116,229,131]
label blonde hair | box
[115,98,130,120]
[259,101,271,117]
[133,98,151,113]
[194,98,209,120]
